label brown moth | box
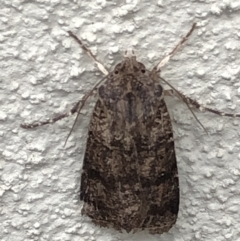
[79,50,179,234]
[21,23,240,234]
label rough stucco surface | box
[1,0,240,240]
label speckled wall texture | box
[1,0,240,241]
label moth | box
[21,23,240,234]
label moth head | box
[113,49,147,76]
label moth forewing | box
[80,55,179,234]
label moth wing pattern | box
[80,55,179,234]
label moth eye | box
[141,69,146,73]
[114,70,119,75]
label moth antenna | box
[68,31,109,76]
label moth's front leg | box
[155,23,196,70]
[68,31,109,76]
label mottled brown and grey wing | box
[80,56,179,234]
[80,94,179,234]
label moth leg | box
[20,100,81,129]
[164,89,240,118]
[21,32,110,130]
[68,31,109,76]
[21,31,110,140]
[162,87,208,133]
[156,23,196,71]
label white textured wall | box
[1,0,240,240]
